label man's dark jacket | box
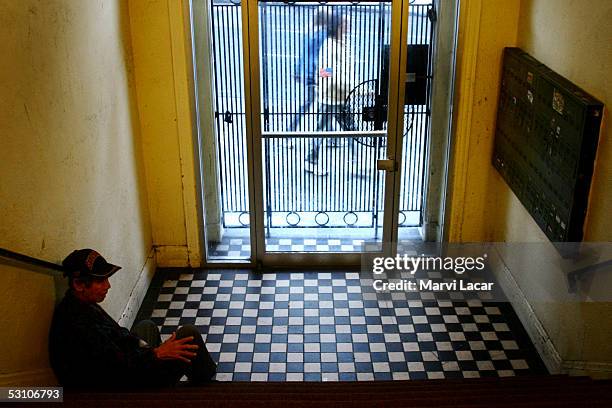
[49,290,160,388]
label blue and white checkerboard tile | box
[148,269,544,381]
[209,237,378,258]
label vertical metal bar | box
[283,4,289,133]
[209,4,228,228]
[221,6,235,214]
[417,3,435,219]
[411,5,420,212]
[225,5,236,214]
[281,6,288,217]
[287,5,292,135]
[412,7,420,212]
[408,5,417,212]
[258,4,272,237]
[261,5,269,133]
[240,3,250,216]
[356,5,363,216]
[231,5,242,214]
[240,0,262,263]
[298,6,304,213]
[365,5,373,220]
[372,3,385,232]
[291,7,297,214]
[228,4,238,213]
[270,4,276,134]
[235,4,245,215]
[371,3,385,234]
[415,4,426,211]
[317,92,321,213]
[265,135,272,235]
[233,4,246,214]
[275,5,280,134]
[311,6,316,134]
[382,0,409,252]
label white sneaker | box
[304,161,328,176]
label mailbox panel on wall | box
[492,48,603,242]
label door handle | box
[377,159,396,172]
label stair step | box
[68,375,596,396]
[66,397,612,408]
[62,376,612,407]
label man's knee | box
[175,325,202,343]
[133,319,157,331]
[131,320,161,347]
[174,325,216,383]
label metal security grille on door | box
[209,1,434,232]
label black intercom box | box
[492,48,603,242]
[380,44,429,106]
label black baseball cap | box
[62,249,121,279]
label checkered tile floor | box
[139,269,546,381]
[209,237,379,258]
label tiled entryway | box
[207,228,421,259]
[136,269,546,381]
[209,237,372,259]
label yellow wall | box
[447,0,521,242]
[497,0,612,376]
[510,0,611,242]
[128,0,203,267]
[0,265,56,385]
[0,0,155,384]
[449,0,612,376]
[4,0,605,384]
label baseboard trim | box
[490,248,563,374]
[118,248,156,328]
[562,360,612,378]
[419,221,439,242]
[0,368,57,386]
[154,245,191,267]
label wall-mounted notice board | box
[492,48,603,242]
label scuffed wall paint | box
[0,265,56,384]
[450,0,612,376]
[0,0,154,383]
[512,0,611,242]
[489,0,612,374]
[447,0,521,242]
[128,0,204,267]
[128,0,191,266]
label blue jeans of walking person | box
[288,83,317,132]
[305,103,356,175]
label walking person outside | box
[287,9,328,135]
[305,11,356,176]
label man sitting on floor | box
[49,248,217,388]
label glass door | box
[243,0,409,265]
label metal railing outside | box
[209,1,434,231]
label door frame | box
[420,0,459,243]
[240,0,410,267]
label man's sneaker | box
[304,161,328,176]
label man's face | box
[74,277,111,303]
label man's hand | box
[153,333,199,363]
